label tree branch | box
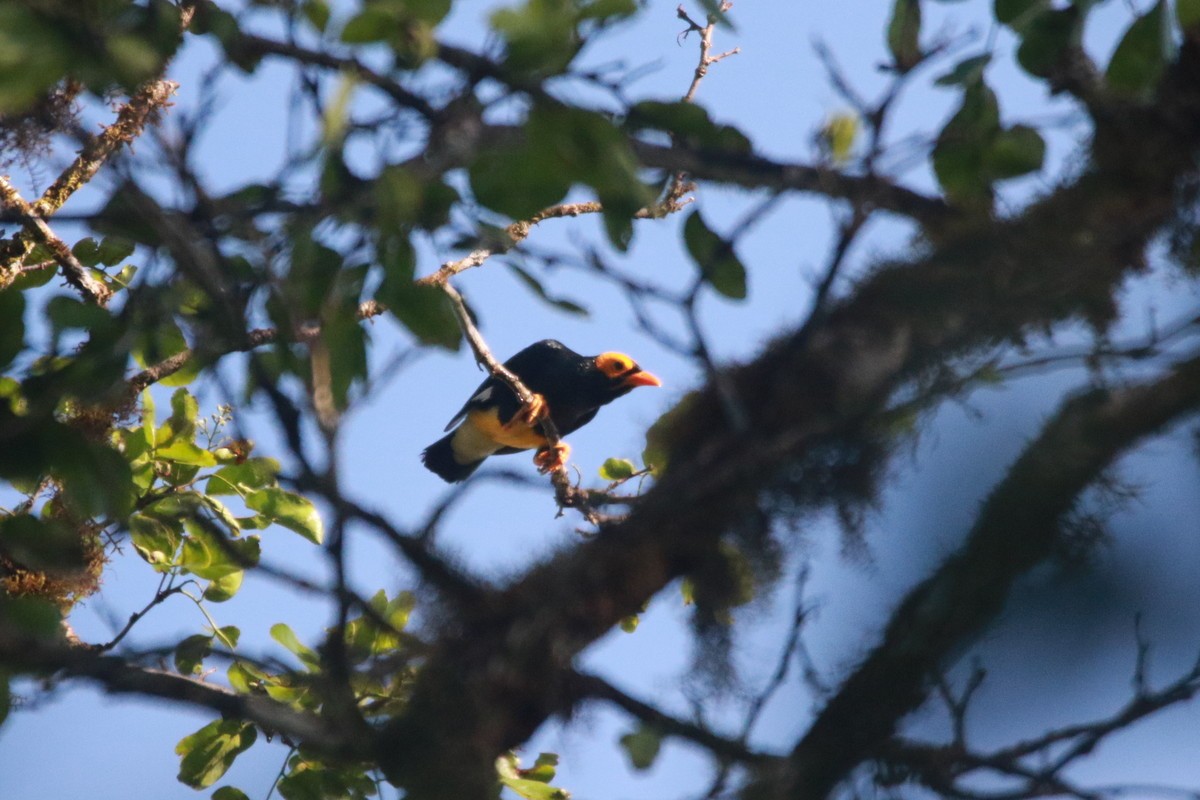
[0,176,113,306]
[0,626,358,759]
[770,351,1200,800]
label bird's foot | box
[509,392,549,429]
[533,442,570,474]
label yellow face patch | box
[595,351,635,378]
[464,407,547,451]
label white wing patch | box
[471,386,493,403]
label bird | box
[421,339,662,483]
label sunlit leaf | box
[270,623,321,670]
[246,488,324,544]
[599,457,636,481]
[176,720,257,789]
[203,571,244,603]
[496,752,571,800]
[205,458,281,496]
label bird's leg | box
[533,442,570,473]
[507,392,548,428]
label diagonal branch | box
[0,176,112,305]
[0,625,361,759]
[569,671,773,766]
[771,350,1200,800]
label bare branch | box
[0,627,360,759]
[231,33,437,119]
[570,671,774,766]
[0,176,112,305]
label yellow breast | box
[462,407,547,452]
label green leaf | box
[48,432,137,517]
[214,625,241,649]
[72,237,102,267]
[206,458,281,496]
[496,753,571,800]
[683,211,747,300]
[227,662,255,694]
[180,523,261,580]
[472,105,648,227]
[1015,8,1080,78]
[245,488,324,544]
[175,633,213,675]
[378,280,461,350]
[506,263,589,317]
[934,54,991,86]
[176,719,257,789]
[212,787,251,800]
[301,0,330,32]
[0,516,84,572]
[1106,0,1169,96]
[994,0,1048,28]
[1179,0,1200,31]
[625,101,751,153]
[270,623,321,670]
[158,388,199,446]
[599,457,636,481]
[7,261,56,291]
[886,0,922,70]
[491,0,579,75]
[932,82,1001,200]
[130,514,182,567]
[341,7,396,43]
[579,0,637,21]
[619,614,640,633]
[985,124,1045,179]
[46,296,111,333]
[203,571,244,602]
[619,726,662,770]
[97,236,135,266]
[0,595,61,638]
[156,439,219,467]
[0,290,25,370]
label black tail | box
[421,432,484,483]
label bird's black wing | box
[557,406,600,436]
[444,340,582,431]
[443,374,500,431]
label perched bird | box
[421,339,662,482]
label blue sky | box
[5,1,1200,799]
